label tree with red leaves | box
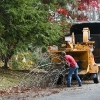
[77,0,100,21]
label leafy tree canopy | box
[0,0,63,68]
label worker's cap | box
[61,51,66,56]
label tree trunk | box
[1,54,9,69]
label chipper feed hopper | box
[48,27,99,83]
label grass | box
[0,68,28,90]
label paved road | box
[1,80,100,100]
[33,82,100,100]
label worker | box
[61,51,82,87]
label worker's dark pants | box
[67,65,82,86]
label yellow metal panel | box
[89,65,99,73]
[78,70,87,75]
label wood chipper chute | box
[47,27,99,84]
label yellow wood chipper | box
[47,27,99,84]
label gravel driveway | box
[1,80,100,100]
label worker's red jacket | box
[65,55,77,68]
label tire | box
[93,73,99,83]
[57,74,64,85]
